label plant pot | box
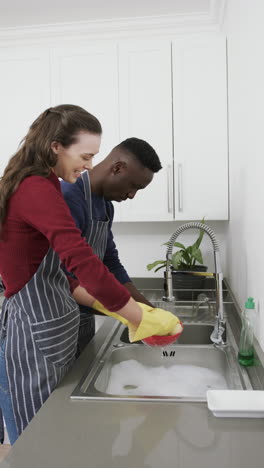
[164,265,208,301]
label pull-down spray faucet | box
[163,222,226,346]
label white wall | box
[112,221,228,280]
[223,0,264,348]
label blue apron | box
[76,171,109,355]
[0,248,80,437]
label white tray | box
[207,390,264,418]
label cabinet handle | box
[178,163,183,212]
[167,164,173,214]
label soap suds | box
[106,359,227,397]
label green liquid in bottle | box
[238,351,254,366]
[238,298,255,367]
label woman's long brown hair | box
[0,104,102,231]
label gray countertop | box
[2,316,264,468]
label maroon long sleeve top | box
[0,172,130,312]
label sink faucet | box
[193,293,214,320]
[162,222,226,346]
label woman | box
[0,104,180,444]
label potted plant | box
[147,221,207,300]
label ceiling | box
[0,0,211,29]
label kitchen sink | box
[120,323,215,345]
[71,322,251,402]
[94,346,243,400]
[136,287,232,305]
[133,290,232,321]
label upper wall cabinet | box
[172,37,228,220]
[116,37,228,221]
[117,40,174,222]
[0,35,228,221]
[0,48,50,176]
[50,44,120,161]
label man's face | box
[102,157,154,202]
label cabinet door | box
[51,44,119,162]
[51,43,121,220]
[0,48,50,176]
[118,40,174,222]
[172,37,228,220]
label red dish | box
[142,322,183,347]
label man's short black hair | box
[115,137,162,173]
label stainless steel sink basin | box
[94,346,243,400]
[136,288,232,304]
[133,291,232,321]
[120,323,215,345]
[152,301,216,319]
[71,322,250,402]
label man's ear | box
[111,160,127,175]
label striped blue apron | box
[0,248,80,436]
[77,171,109,354]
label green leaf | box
[147,260,166,271]
[173,241,186,250]
[178,261,188,269]
[185,246,193,261]
[154,265,167,273]
[191,248,203,265]
[181,250,191,264]
[163,241,186,250]
[171,251,183,269]
[192,218,205,250]
[192,231,204,250]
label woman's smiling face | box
[51,131,101,183]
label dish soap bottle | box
[238,297,255,366]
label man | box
[61,137,162,355]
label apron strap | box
[80,171,92,220]
[80,170,109,223]
[0,299,8,340]
[0,408,4,444]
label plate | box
[142,321,183,347]
[207,390,264,418]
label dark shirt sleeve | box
[103,202,131,284]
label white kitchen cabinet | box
[117,40,174,222]
[0,36,228,222]
[50,44,120,163]
[116,37,228,222]
[172,37,228,220]
[50,43,122,220]
[0,48,50,176]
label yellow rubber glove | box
[128,303,182,342]
[92,300,129,325]
[92,300,182,342]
